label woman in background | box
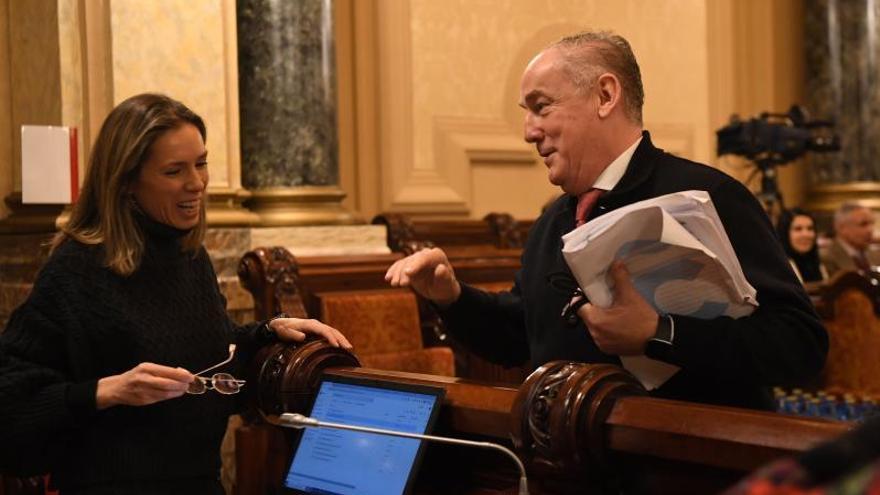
[0,93,351,494]
[776,208,828,284]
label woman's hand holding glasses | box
[96,362,194,410]
[186,344,244,395]
[96,344,244,408]
[97,318,353,408]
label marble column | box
[805,0,880,212]
[237,0,355,225]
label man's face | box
[519,48,604,195]
[838,207,875,251]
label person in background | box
[776,208,828,284]
[822,202,880,278]
[0,93,351,495]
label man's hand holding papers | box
[578,260,661,356]
[561,190,759,390]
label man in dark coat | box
[385,30,827,410]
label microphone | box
[279,412,529,495]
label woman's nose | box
[184,167,208,191]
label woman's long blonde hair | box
[52,93,208,276]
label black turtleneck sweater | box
[0,218,272,494]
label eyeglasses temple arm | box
[192,344,236,376]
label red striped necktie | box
[575,188,604,227]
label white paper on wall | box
[21,125,79,204]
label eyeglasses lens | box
[187,377,207,395]
[212,373,242,394]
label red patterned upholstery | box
[821,287,880,395]
[316,289,455,376]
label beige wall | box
[349,0,805,221]
[708,0,806,209]
[110,0,240,192]
[409,0,714,160]
[0,0,241,223]
[0,0,808,224]
[58,0,85,172]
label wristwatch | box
[645,314,674,360]
[262,312,290,339]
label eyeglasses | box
[546,271,589,326]
[186,344,246,395]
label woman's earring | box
[128,194,143,213]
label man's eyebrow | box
[519,90,544,109]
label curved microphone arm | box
[279,412,529,495]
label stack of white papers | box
[561,190,758,390]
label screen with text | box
[283,378,442,495]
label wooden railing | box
[371,212,534,255]
[236,341,851,495]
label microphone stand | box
[279,412,529,495]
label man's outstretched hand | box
[385,247,461,307]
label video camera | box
[716,105,840,168]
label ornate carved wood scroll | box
[372,213,433,255]
[484,212,523,249]
[237,246,308,320]
[510,362,646,477]
[247,340,360,423]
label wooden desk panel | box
[239,345,851,495]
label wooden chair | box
[238,246,455,377]
[370,213,531,384]
[315,289,455,376]
[812,270,880,395]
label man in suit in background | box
[386,30,827,410]
[822,201,880,277]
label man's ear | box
[595,73,622,118]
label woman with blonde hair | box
[0,93,351,494]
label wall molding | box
[439,117,536,166]
[387,116,536,215]
[376,0,417,212]
[78,0,113,173]
[220,0,241,192]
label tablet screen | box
[283,374,444,495]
